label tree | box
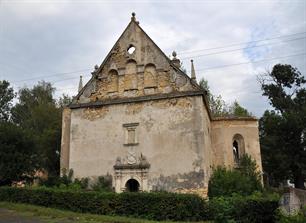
[259,110,291,187]
[58,94,72,108]
[259,64,306,189]
[229,101,253,117]
[208,154,262,198]
[0,80,15,122]
[0,122,38,185]
[199,78,211,96]
[11,81,62,177]
[199,77,251,117]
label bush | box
[38,169,89,191]
[0,187,281,222]
[74,177,89,190]
[91,175,112,192]
[208,155,262,198]
[0,187,209,221]
[39,169,74,187]
[277,205,306,223]
[209,192,280,223]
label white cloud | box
[0,0,305,116]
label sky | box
[0,0,305,117]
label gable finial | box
[131,12,136,21]
[78,75,83,93]
[171,51,181,68]
[172,51,177,58]
[191,59,196,81]
[91,64,99,76]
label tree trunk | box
[294,174,305,189]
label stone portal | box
[113,155,150,192]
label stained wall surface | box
[76,20,198,105]
[211,119,262,171]
[61,15,263,194]
[66,96,211,192]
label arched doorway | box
[125,179,140,192]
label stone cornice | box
[69,90,205,109]
[212,116,258,121]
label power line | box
[52,52,306,94]
[180,36,306,60]
[11,68,91,83]
[52,74,90,84]
[7,33,306,87]
[11,37,304,86]
[177,31,306,55]
[194,52,306,72]
[56,87,77,92]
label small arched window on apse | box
[107,69,119,93]
[232,134,245,166]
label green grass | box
[0,202,212,223]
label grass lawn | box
[0,202,212,223]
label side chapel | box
[60,13,262,193]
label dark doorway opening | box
[125,179,140,192]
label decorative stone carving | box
[116,157,122,165]
[139,153,149,166]
[127,147,137,164]
[175,72,187,87]
[113,154,150,192]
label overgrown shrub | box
[38,169,89,191]
[277,205,306,223]
[91,175,112,192]
[39,168,74,187]
[0,186,281,222]
[74,177,89,190]
[209,192,279,223]
[0,187,209,221]
[208,154,262,198]
[239,154,262,190]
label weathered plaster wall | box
[68,96,210,192]
[60,108,71,173]
[202,102,212,183]
[211,119,262,172]
[62,17,263,195]
[76,20,198,104]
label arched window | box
[144,64,157,88]
[232,134,245,166]
[124,60,138,90]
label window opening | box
[127,45,136,54]
[233,140,239,164]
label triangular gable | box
[74,15,203,105]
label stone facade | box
[60,14,262,194]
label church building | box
[60,13,262,194]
